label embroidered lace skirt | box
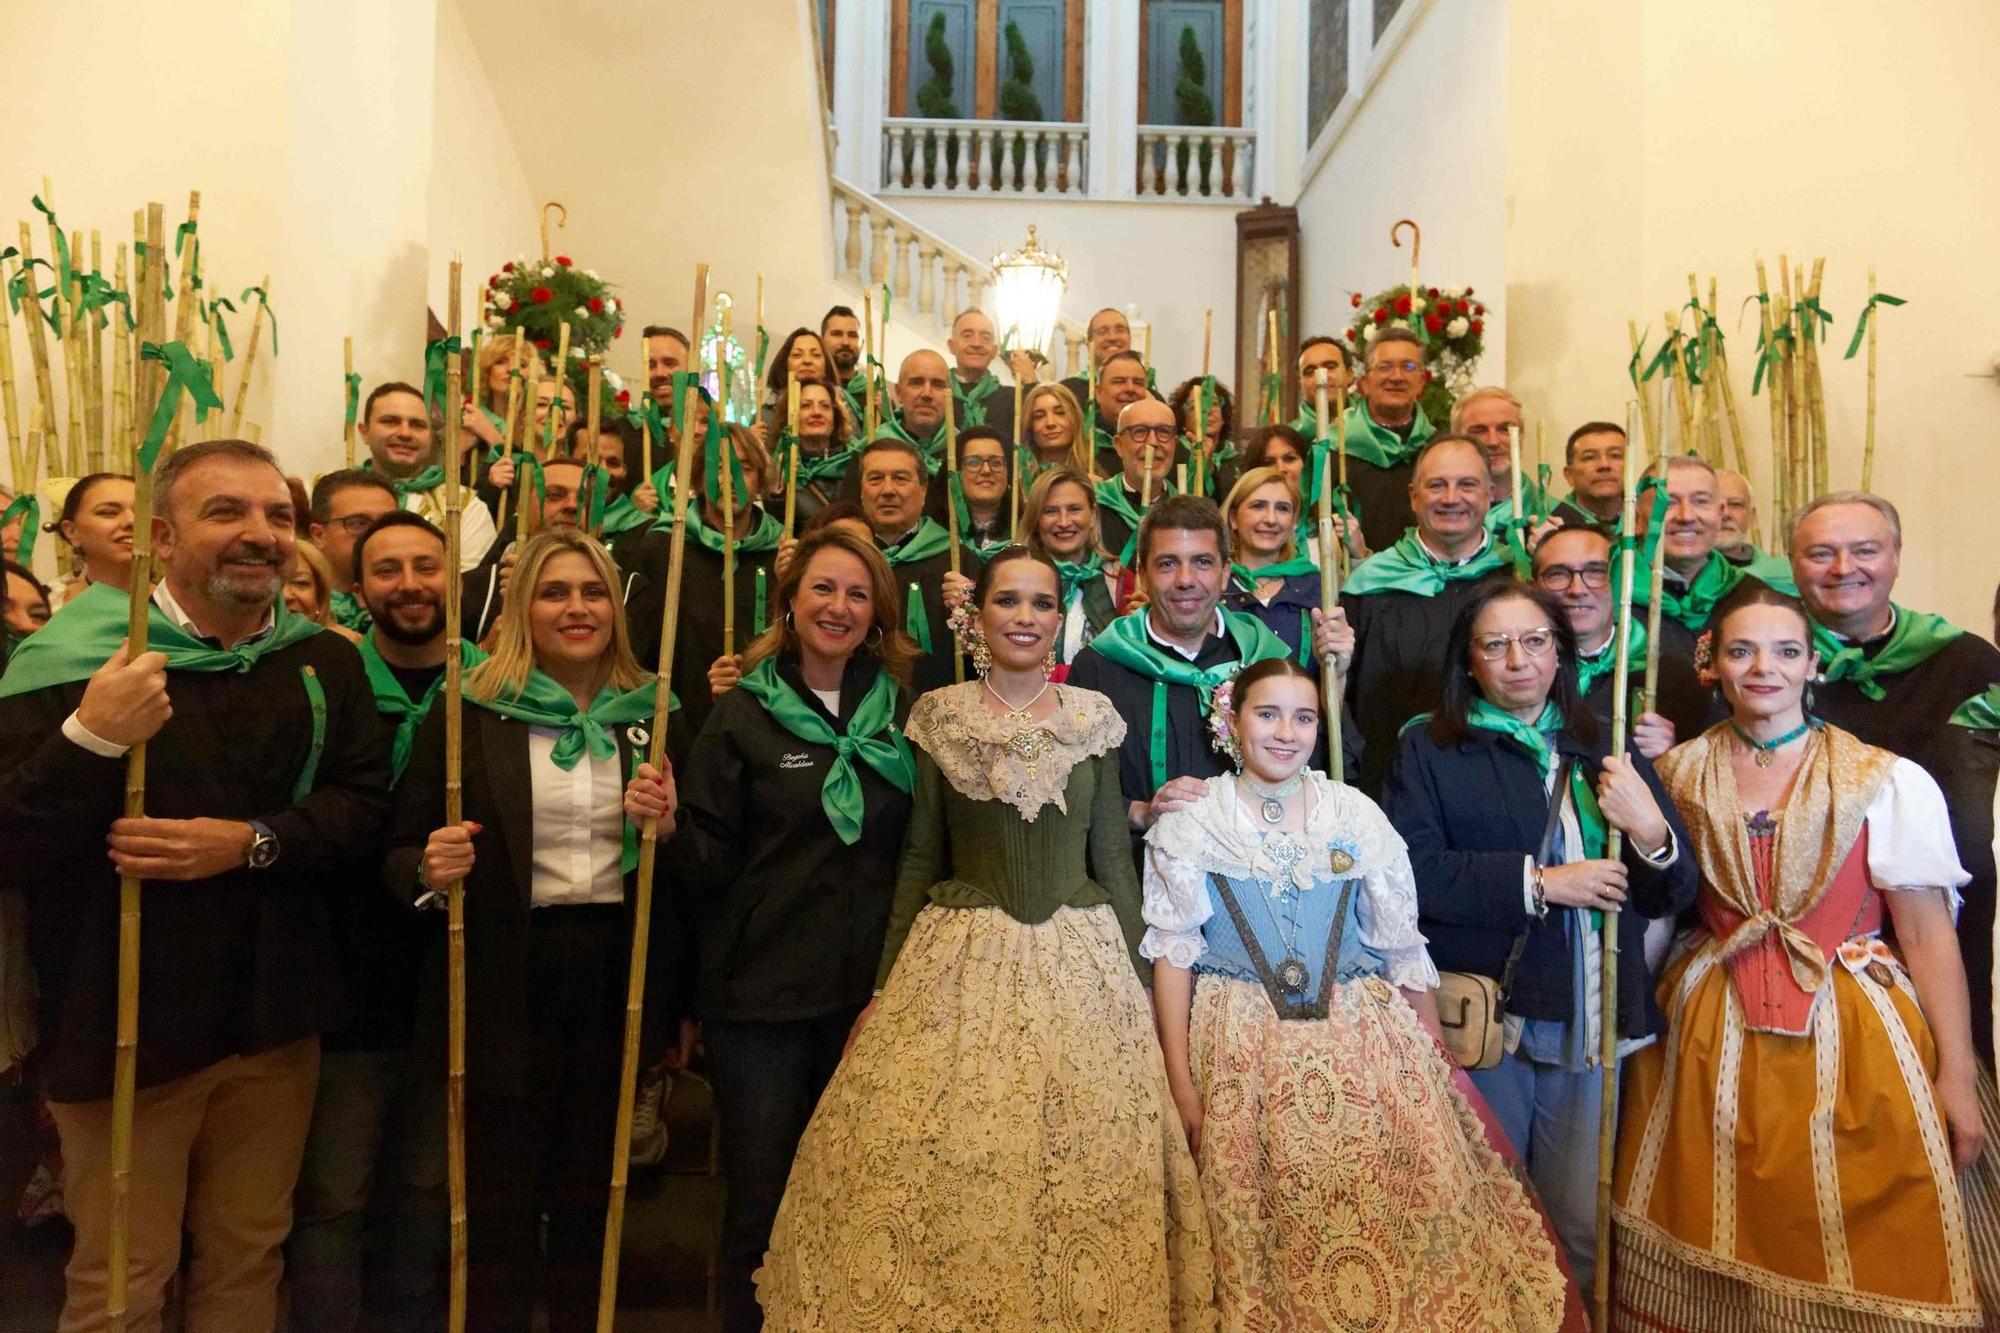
[1612,938,1980,1329]
[755,902,1216,1331]
[1188,972,1568,1332]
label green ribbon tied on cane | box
[137,341,224,473]
[1844,293,1907,359]
[203,297,236,360]
[1640,333,1679,383]
[668,372,744,510]
[75,271,137,332]
[735,656,914,846]
[0,493,39,567]
[754,324,770,386]
[240,284,278,355]
[881,283,892,330]
[423,334,463,414]
[1750,320,1794,397]
[1795,296,1835,342]
[6,257,58,332]
[28,196,73,299]
[344,371,363,427]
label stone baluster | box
[892,225,913,305]
[943,261,961,318]
[842,197,864,282]
[1062,131,1081,195]
[988,128,1006,193]
[969,274,986,311]
[917,241,937,315]
[1065,331,1086,379]
[1208,134,1227,196]
[869,212,892,287]
[961,127,980,192]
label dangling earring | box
[1043,644,1058,677]
[970,628,993,677]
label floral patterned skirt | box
[755,903,1216,1331]
[1188,972,1568,1332]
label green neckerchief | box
[880,517,952,567]
[951,371,1002,426]
[1054,553,1104,608]
[1230,554,1321,594]
[1575,617,1649,699]
[361,457,447,500]
[653,498,786,555]
[1811,605,1965,702]
[734,655,914,845]
[358,634,486,782]
[330,589,372,634]
[594,492,654,539]
[1465,698,1606,859]
[1484,479,1553,532]
[0,493,39,566]
[1950,686,2000,731]
[0,580,322,699]
[1638,548,1797,631]
[1340,400,1433,469]
[872,414,946,467]
[946,473,1011,558]
[1086,606,1290,791]
[1342,529,1508,598]
[465,670,661,771]
[793,439,856,488]
[1093,474,1176,566]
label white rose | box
[605,370,623,391]
[496,293,514,310]
[1362,325,1382,343]
[541,266,555,278]
[575,306,590,320]
[586,269,600,280]
[606,298,619,314]
[1446,317,1469,339]
[1409,296,1426,314]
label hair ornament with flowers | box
[1693,629,1717,686]
[1207,674,1243,767]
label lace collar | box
[1147,771,1406,895]
[904,681,1126,820]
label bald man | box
[841,349,954,519]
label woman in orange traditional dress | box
[1614,582,1986,1330]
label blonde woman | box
[390,528,687,1332]
[1219,466,1323,668]
[283,539,362,642]
[1022,465,1120,664]
[1021,381,1097,480]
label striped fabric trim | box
[1711,982,1745,1261]
[1808,986,1852,1290]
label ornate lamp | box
[990,225,1068,356]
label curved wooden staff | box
[598,263,709,1332]
[540,201,567,263]
[1390,219,1422,301]
[439,260,471,1333]
[1593,401,1643,1332]
[1314,369,1343,784]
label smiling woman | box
[52,473,137,603]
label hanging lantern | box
[991,225,1069,357]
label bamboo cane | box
[598,264,710,1333]
[344,337,358,468]
[440,258,470,1333]
[1335,382,1350,577]
[639,348,654,493]
[168,194,200,351]
[583,357,602,462]
[16,226,60,468]
[1314,370,1345,785]
[227,274,269,436]
[514,359,541,550]
[863,288,879,437]
[1777,258,1802,511]
[543,321,572,461]
[1704,277,1752,519]
[1265,307,1281,425]
[136,207,166,453]
[0,249,23,488]
[1009,375,1023,536]
[944,379,963,683]
[1754,259,1785,524]
[87,230,106,469]
[1593,400,1643,1333]
[1625,321,1658,462]
[1856,262,1872,490]
[719,302,738,655]
[111,247,131,472]
[1507,423,1526,563]
[1195,309,1213,495]
[784,378,801,533]
[1802,260,1828,499]
[205,314,225,443]
[41,186,83,477]
[1663,310,1695,457]
[494,338,527,532]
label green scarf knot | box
[360,635,486,781]
[736,656,913,845]
[1342,529,1507,598]
[1466,699,1606,861]
[467,670,661,770]
[1811,605,1963,702]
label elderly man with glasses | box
[1093,398,1182,569]
[1530,524,1717,759]
[1337,328,1435,554]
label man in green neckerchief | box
[1790,490,2000,1068]
[358,382,497,571]
[288,509,471,1330]
[1094,397,1180,569]
[853,435,973,694]
[818,305,868,433]
[307,469,399,636]
[1715,467,1762,565]
[845,349,951,488]
[1633,454,1794,633]
[1338,328,1434,555]
[946,308,1016,442]
[1550,421,1627,534]
[1088,350,1157,476]
[1059,305,1133,419]
[1286,335,1355,441]
[1454,386,1552,541]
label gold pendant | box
[1329,849,1355,874]
[1754,749,1774,768]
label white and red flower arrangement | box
[482,255,629,412]
[1343,283,1487,421]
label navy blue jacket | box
[1381,720,1697,1038]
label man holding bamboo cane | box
[1339,330,1432,553]
[0,439,393,1332]
[358,382,498,571]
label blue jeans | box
[1468,1046,1610,1297]
[705,1008,861,1333]
[285,1047,448,1333]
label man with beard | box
[1633,454,1794,633]
[308,470,400,634]
[1530,524,1717,757]
[818,305,867,431]
[358,382,497,570]
[1714,467,1761,563]
[1790,491,2000,1069]
[945,308,1015,442]
[1340,434,1511,795]
[1068,494,1352,838]
[0,439,391,1330]
[1549,421,1627,533]
[287,510,472,1332]
[852,435,972,693]
[1338,329,1434,554]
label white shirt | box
[403,490,497,571]
[809,686,842,715]
[1144,606,1225,663]
[526,725,626,908]
[1416,529,1493,567]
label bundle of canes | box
[597,263,710,1332]
[1313,369,1344,784]
[439,259,472,1333]
[1591,398,1643,1333]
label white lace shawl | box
[1139,771,1438,990]
[903,681,1125,821]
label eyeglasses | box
[1368,359,1423,376]
[960,456,1007,473]
[1120,425,1177,444]
[1535,563,1610,592]
[328,514,382,536]
[1471,627,1557,661]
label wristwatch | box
[246,821,280,871]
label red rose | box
[531,285,553,304]
[1469,319,1483,336]
[1473,304,1484,316]
[587,296,605,314]
[613,325,624,338]
[534,338,552,350]
[1394,295,1412,315]
[502,261,514,272]
[1372,308,1389,325]
[1427,287,1439,299]
[1464,286,1474,296]
[616,389,631,404]
[1424,313,1444,334]
[555,255,572,267]
[1350,292,1362,308]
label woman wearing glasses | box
[950,427,1015,557]
[1379,578,1696,1297]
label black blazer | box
[1380,720,1698,1038]
[387,700,690,1096]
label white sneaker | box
[628,1068,670,1166]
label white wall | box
[429,0,537,329]
[1292,1,1509,373]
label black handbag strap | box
[1209,871,1355,1022]
[1498,755,1579,1002]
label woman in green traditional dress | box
[757,545,1214,1331]
[668,525,921,1332]
[392,528,685,1332]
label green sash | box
[952,372,1001,426]
[735,656,914,845]
[1339,401,1433,469]
[359,635,486,782]
[1085,607,1290,791]
[1230,555,1320,594]
[1466,699,1606,859]
[1638,548,1797,631]
[1811,605,1965,702]
[1575,617,1649,700]
[1342,529,1508,598]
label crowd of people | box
[0,301,1996,1333]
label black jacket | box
[619,521,783,742]
[667,654,914,1022]
[0,630,392,1101]
[386,700,690,1096]
[1381,720,1697,1038]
